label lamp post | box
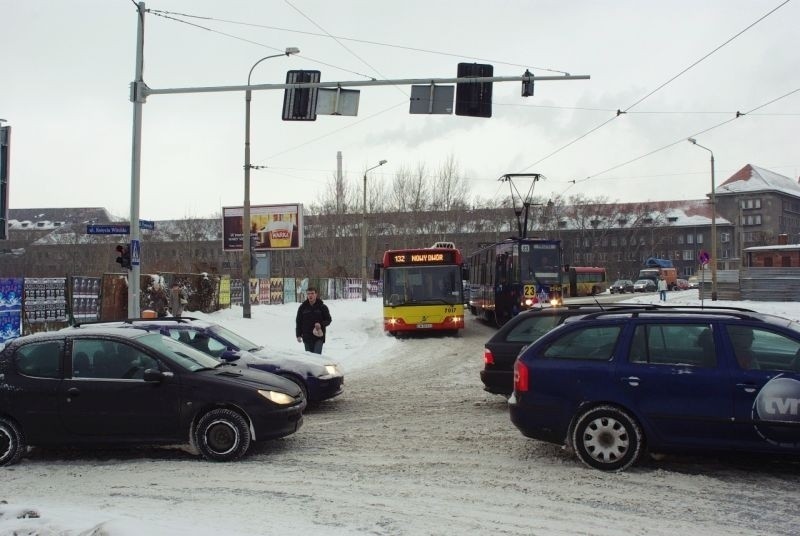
[688,138,718,301]
[362,159,388,302]
[242,47,299,319]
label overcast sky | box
[2,0,798,221]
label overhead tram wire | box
[147,9,571,75]
[569,87,800,190]
[258,101,407,163]
[147,10,376,80]
[515,0,792,174]
[284,0,397,93]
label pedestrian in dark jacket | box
[295,287,332,354]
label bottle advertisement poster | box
[222,203,303,252]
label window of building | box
[683,250,694,260]
[721,249,729,259]
[696,234,703,244]
[687,234,694,244]
[678,235,684,245]
[720,232,730,243]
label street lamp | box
[688,137,718,301]
[362,159,388,302]
[242,47,299,319]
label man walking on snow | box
[295,286,332,354]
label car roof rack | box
[72,316,200,328]
[577,305,760,321]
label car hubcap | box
[582,416,629,463]
[205,420,238,455]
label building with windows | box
[2,164,798,282]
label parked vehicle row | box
[0,318,345,466]
[609,280,634,294]
[498,305,800,471]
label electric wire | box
[516,0,792,174]
[561,87,800,195]
[147,10,376,80]
[146,9,571,75]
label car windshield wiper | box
[247,346,263,352]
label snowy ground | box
[2,291,800,535]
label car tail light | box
[483,348,494,365]
[514,360,529,392]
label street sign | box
[130,239,140,266]
[409,84,454,114]
[87,224,131,235]
[86,220,154,234]
[699,251,710,265]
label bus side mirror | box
[372,263,383,280]
[462,266,469,280]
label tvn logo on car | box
[753,376,800,448]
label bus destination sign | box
[390,251,455,265]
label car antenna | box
[592,294,606,311]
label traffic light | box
[115,245,131,270]
[521,69,534,97]
[455,63,493,118]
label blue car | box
[509,306,800,471]
[65,318,344,405]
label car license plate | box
[416,323,432,329]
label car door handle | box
[67,387,80,396]
[621,376,640,386]
[736,383,757,393]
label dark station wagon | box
[509,306,800,471]
[482,303,663,396]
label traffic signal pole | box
[128,2,146,319]
[127,5,590,318]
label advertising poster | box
[249,278,260,305]
[71,276,101,322]
[218,275,231,308]
[283,277,296,303]
[258,278,271,305]
[222,203,304,252]
[0,278,23,345]
[23,278,68,326]
[270,278,284,304]
[230,279,243,306]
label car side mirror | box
[143,368,166,382]
[221,350,240,362]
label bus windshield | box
[520,246,561,282]
[384,265,463,306]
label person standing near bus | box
[295,287,332,354]
[657,275,668,301]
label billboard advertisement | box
[222,203,303,252]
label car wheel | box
[193,408,252,462]
[0,417,26,466]
[571,405,643,472]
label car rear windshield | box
[136,333,221,371]
[208,325,261,352]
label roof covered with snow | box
[717,164,800,198]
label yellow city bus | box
[375,244,466,335]
[565,266,607,297]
